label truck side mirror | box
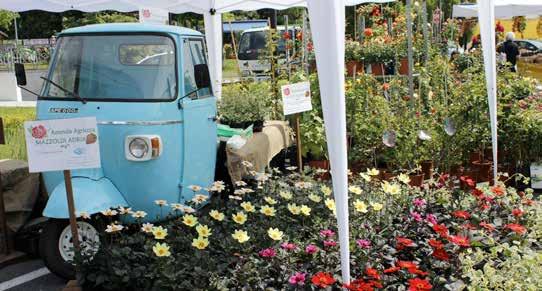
[194,64,211,89]
[14,63,27,86]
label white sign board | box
[139,7,169,25]
[24,117,101,173]
[281,81,312,116]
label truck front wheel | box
[39,219,100,279]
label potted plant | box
[345,40,363,76]
[219,82,273,131]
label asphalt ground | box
[0,258,65,291]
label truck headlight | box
[125,135,162,161]
[128,138,148,159]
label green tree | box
[0,10,18,31]
[62,11,137,29]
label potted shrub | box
[345,40,363,76]
[219,82,272,131]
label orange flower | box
[311,272,336,288]
[491,185,505,196]
[512,208,524,217]
[408,278,432,291]
[364,28,373,37]
[452,210,471,219]
[505,223,527,234]
[449,235,470,247]
[432,248,450,261]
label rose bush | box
[77,166,540,290]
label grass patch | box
[0,107,35,161]
[223,58,240,79]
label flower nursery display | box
[76,166,541,290]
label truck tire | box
[39,219,100,279]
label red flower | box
[460,176,475,188]
[31,125,47,139]
[432,248,450,261]
[307,42,313,52]
[462,223,477,230]
[397,260,417,269]
[370,6,381,17]
[505,223,527,235]
[396,237,415,250]
[432,224,449,237]
[296,31,303,40]
[471,188,484,198]
[452,210,471,219]
[408,278,433,291]
[365,267,380,280]
[383,266,400,273]
[495,21,505,33]
[344,279,382,291]
[428,239,444,249]
[491,186,505,196]
[512,208,524,217]
[407,267,428,276]
[449,235,470,247]
[479,221,495,232]
[523,199,535,206]
[364,28,373,37]
[311,272,336,288]
[283,31,291,40]
[382,83,390,91]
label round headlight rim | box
[128,138,149,159]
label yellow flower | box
[279,191,293,200]
[182,214,198,227]
[264,196,278,205]
[287,203,301,215]
[240,201,256,212]
[267,228,284,241]
[321,185,332,196]
[308,193,322,203]
[325,198,337,215]
[152,242,171,257]
[232,212,247,225]
[209,210,224,221]
[353,200,369,213]
[231,230,250,243]
[151,226,168,239]
[370,202,384,211]
[348,185,363,195]
[196,224,212,237]
[260,205,276,217]
[300,205,311,216]
[398,173,411,184]
[381,181,401,195]
[359,173,371,182]
[192,236,209,250]
[367,168,380,176]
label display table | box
[226,121,294,182]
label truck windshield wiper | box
[40,77,87,104]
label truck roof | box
[60,23,203,36]
[242,25,301,33]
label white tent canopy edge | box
[453,0,542,18]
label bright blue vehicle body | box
[37,24,217,222]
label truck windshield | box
[43,34,177,101]
[238,30,290,60]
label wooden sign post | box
[281,82,312,173]
[24,117,101,290]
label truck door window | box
[182,38,211,99]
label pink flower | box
[259,248,276,258]
[413,198,426,208]
[410,211,423,222]
[356,239,371,249]
[425,214,437,225]
[288,272,306,286]
[320,229,335,237]
[280,242,297,251]
[323,240,337,248]
[305,244,319,254]
[31,125,47,139]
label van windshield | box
[43,34,177,101]
[238,30,290,60]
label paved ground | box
[0,258,65,291]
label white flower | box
[294,181,313,189]
[101,209,118,216]
[229,195,243,200]
[170,203,184,211]
[189,185,202,192]
[315,168,328,174]
[210,181,225,192]
[131,210,147,219]
[182,206,196,213]
[192,194,209,204]
[118,207,132,215]
[105,223,124,233]
[235,181,247,187]
[78,211,90,219]
[141,222,154,233]
[286,166,297,171]
[154,200,168,206]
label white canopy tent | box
[454,0,542,18]
[1,0,397,283]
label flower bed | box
[77,167,541,290]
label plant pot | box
[370,63,385,76]
[472,160,492,182]
[398,58,409,75]
[308,160,330,180]
[382,171,395,181]
[450,164,462,177]
[409,174,424,187]
[469,151,482,163]
[346,60,364,76]
[421,160,434,180]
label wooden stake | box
[63,170,80,250]
[295,114,303,173]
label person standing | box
[499,32,520,72]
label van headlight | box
[125,135,162,161]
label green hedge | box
[0,107,35,161]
